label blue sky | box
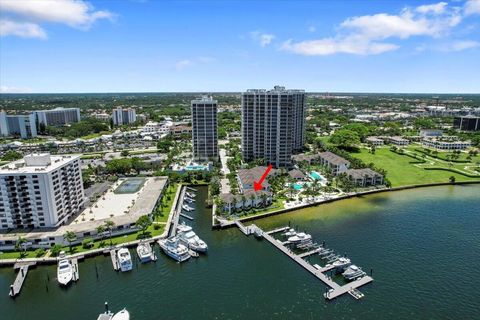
[0,0,479,93]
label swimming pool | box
[292,183,303,191]
[309,171,325,181]
[185,165,209,171]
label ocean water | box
[0,185,479,320]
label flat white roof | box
[0,153,80,174]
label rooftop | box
[0,153,80,174]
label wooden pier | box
[236,221,373,300]
[9,265,29,297]
[110,250,119,271]
[298,247,323,258]
[71,258,79,281]
[265,226,290,235]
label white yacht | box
[136,242,153,263]
[158,237,191,262]
[110,309,130,320]
[282,228,296,237]
[287,232,312,244]
[342,265,366,281]
[176,224,208,252]
[57,253,73,286]
[117,248,133,272]
[325,257,351,272]
[182,204,194,212]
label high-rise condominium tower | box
[241,86,306,168]
[191,96,218,161]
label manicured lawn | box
[351,147,480,187]
[0,225,165,260]
[154,183,178,223]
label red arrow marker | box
[253,164,273,191]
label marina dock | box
[236,221,373,300]
[71,258,79,281]
[110,250,119,271]
[266,226,290,235]
[9,265,29,297]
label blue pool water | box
[185,165,208,171]
[292,183,303,190]
[309,171,325,181]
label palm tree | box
[104,220,116,246]
[96,225,106,241]
[15,237,27,258]
[63,231,77,253]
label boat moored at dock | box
[136,242,153,263]
[342,265,366,281]
[57,252,73,286]
[177,223,208,252]
[117,248,133,272]
[158,237,191,262]
[182,204,194,212]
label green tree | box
[135,215,152,237]
[50,244,63,257]
[104,220,116,246]
[449,176,456,183]
[1,150,23,161]
[63,231,77,253]
[15,237,27,258]
[329,129,361,149]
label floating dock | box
[110,250,119,271]
[236,221,373,300]
[297,247,324,258]
[9,265,29,297]
[266,226,290,235]
[71,258,79,281]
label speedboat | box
[57,254,73,286]
[177,223,208,252]
[287,232,312,244]
[184,197,195,203]
[282,228,296,237]
[182,204,194,212]
[158,237,191,262]
[136,242,153,263]
[325,257,351,272]
[186,192,196,198]
[342,265,366,281]
[111,308,130,320]
[117,248,133,272]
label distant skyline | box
[1,0,480,94]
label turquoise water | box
[185,165,208,171]
[292,183,303,190]
[0,185,479,319]
[309,171,325,181]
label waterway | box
[0,184,479,319]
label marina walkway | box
[235,221,373,300]
[9,265,29,297]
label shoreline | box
[213,180,480,229]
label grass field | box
[351,147,480,187]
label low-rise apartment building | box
[345,168,384,187]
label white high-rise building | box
[0,111,38,139]
[241,86,307,168]
[35,108,81,127]
[191,97,218,161]
[0,154,85,229]
[112,107,136,125]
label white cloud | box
[250,31,275,47]
[0,0,114,29]
[0,19,47,39]
[0,0,115,39]
[416,2,448,15]
[0,85,32,93]
[464,0,480,15]
[175,59,193,70]
[308,26,316,32]
[281,37,399,56]
[281,2,466,56]
[441,40,480,51]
